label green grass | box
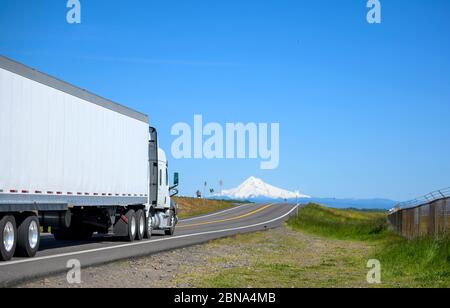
[288,204,450,287]
[375,235,450,287]
[288,203,391,241]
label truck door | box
[149,127,158,206]
[157,162,166,208]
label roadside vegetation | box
[288,204,450,288]
[288,204,390,241]
[374,235,450,287]
[174,197,242,219]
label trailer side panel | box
[0,64,149,205]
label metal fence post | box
[416,207,420,239]
[443,201,447,234]
[430,203,436,237]
[445,199,448,233]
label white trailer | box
[0,56,179,261]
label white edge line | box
[180,203,254,222]
[0,205,298,267]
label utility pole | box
[203,181,207,206]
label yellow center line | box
[178,203,275,229]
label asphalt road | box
[0,203,298,287]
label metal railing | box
[394,187,450,210]
[388,188,450,239]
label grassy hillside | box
[288,204,450,287]
[173,197,240,219]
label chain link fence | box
[388,188,450,239]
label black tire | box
[0,215,17,261]
[135,210,145,241]
[145,214,153,239]
[164,211,176,236]
[125,210,137,242]
[16,215,40,258]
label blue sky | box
[1,0,449,201]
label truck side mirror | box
[173,172,179,187]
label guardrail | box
[388,188,450,239]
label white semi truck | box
[0,56,179,261]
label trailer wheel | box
[125,210,137,242]
[0,215,17,261]
[15,215,40,258]
[164,211,176,236]
[135,210,145,241]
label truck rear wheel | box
[135,210,145,241]
[0,215,17,261]
[16,215,40,258]
[145,215,153,239]
[125,210,137,242]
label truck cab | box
[147,147,179,237]
[156,148,171,210]
[147,127,179,238]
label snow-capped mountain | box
[219,176,310,200]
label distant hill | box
[299,198,396,210]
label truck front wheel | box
[16,215,40,258]
[164,211,176,236]
[0,215,17,261]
